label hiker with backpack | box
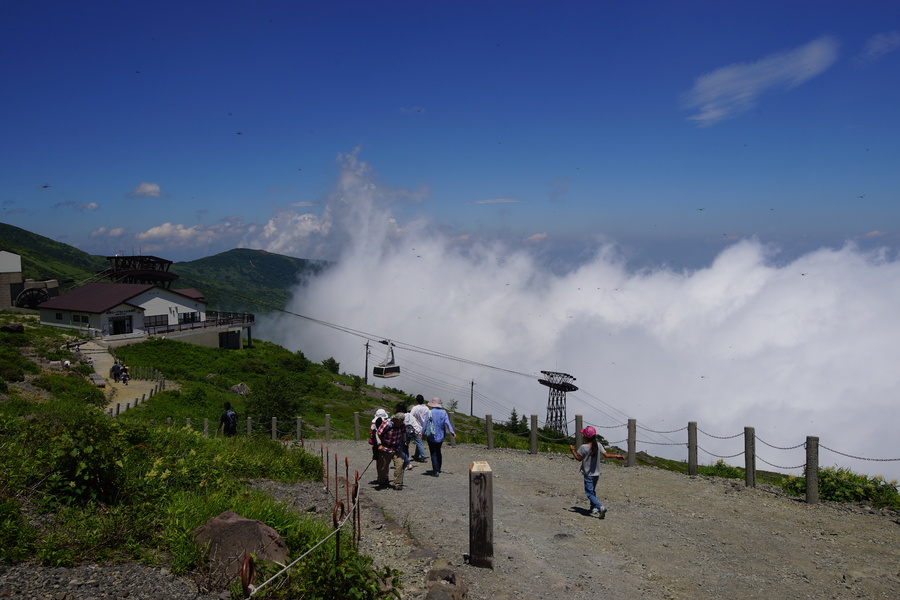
[424,397,455,476]
[219,402,239,437]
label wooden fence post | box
[485,415,494,450]
[574,415,584,448]
[186,418,191,430]
[353,412,360,441]
[688,421,698,476]
[627,419,636,467]
[296,417,303,442]
[744,426,756,488]
[529,415,538,455]
[448,413,457,447]
[272,417,277,441]
[325,414,331,443]
[806,436,819,504]
[246,417,252,435]
[469,461,494,569]
[203,418,209,437]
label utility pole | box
[470,380,475,416]
[364,341,369,386]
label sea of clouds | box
[257,154,900,482]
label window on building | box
[178,312,200,324]
[145,315,167,327]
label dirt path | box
[316,439,900,600]
[79,340,167,415]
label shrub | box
[781,466,900,509]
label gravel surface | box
[4,439,900,599]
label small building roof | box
[39,282,205,314]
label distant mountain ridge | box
[0,222,330,313]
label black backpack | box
[224,409,238,434]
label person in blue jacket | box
[424,397,455,476]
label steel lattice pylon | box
[538,371,578,437]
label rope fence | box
[114,404,900,505]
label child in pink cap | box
[569,425,617,518]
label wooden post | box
[485,415,494,450]
[353,412,360,441]
[529,415,538,455]
[325,414,331,443]
[806,436,819,504]
[574,415,584,448]
[186,418,191,430]
[448,413,457,447]
[744,427,756,488]
[272,417,277,441]
[116,403,120,416]
[247,417,252,435]
[203,418,209,437]
[688,421,698,476]
[469,461,493,569]
[296,417,303,442]
[627,419,636,467]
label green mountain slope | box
[0,223,331,312]
[0,222,108,287]
[172,248,331,313]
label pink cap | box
[580,426,596,438]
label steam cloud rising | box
[259,155,900,482]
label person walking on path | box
[569,425,617,518]
[111,362,121,383]
[369,408,389,460]
[409,394,430,462]
[218,402,238,437]
[424,397,455,476]
[375,412,408,489]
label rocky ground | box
[4,439,900,599]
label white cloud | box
[682,35,840,126]
[467,198,525,205]
[256,155,900,483]
[78,202,99,211]
[128,182,162,198]
[523,232,548,244]
[135,222,215,245]
[858,31,900,64]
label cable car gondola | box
[373,340,400,378]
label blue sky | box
[4,1,900,478]
[2,1,898,268]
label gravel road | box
[317,438,900,600]
[4,438,900,599]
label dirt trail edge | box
[315,439,900,600]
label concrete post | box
[627,419,636,467]
[485,415,494,450]
[744,426,756,488]
[806,436,819,504]
[529,415,538,455]
[688,421,698,476]
[574,415,584,448]
[448,413,457,447]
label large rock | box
[230,382,251,396]
[192,510,289,584]
[424,568,468,600]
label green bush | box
[781,466,900,509]
[699,459,744,480]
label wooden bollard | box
[469,461,493,569]
[485,415,494,450]
[688,421,698,476]
[529,415,538,455]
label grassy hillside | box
[172,248,331,313]
[0,222,108,287]
[0,224,331,313]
